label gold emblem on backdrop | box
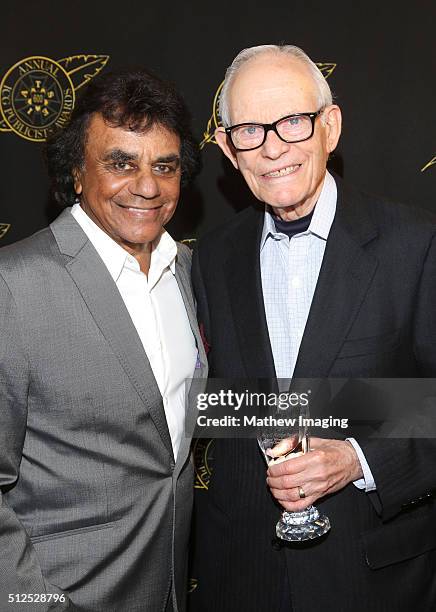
[0,223,11,240]
[0,54,109,142]
[200,62,337,149]
[188,578,199,594]
[193,438,215,490]
[421,156,436,172]
[200,80,224,149]
[180,238,197,249]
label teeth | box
[265,165,300,178]
[126,207,154,212]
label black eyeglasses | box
[225,110,323,151]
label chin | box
[263,188,300,207]
[121,231,158,247]
[269,198,301,210]
[278,189,315,210]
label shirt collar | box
[70,203,177,282]
[260,170,337,250]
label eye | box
[288,116,301,126]
[153,163,178,175]
[243,125,261,136]
[113,161,133,172]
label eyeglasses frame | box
[225,109,324,152]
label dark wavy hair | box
[45,68,201,206]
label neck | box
[271,201,316,221]
[271,173,326,221]
[124,241,153,275]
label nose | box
[129,170,160,199]
[261,129,290,159]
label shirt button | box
[291,276,301,289]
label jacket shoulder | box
[195,205,263,252]
[0,226,56,267]
[0,227,59,292]
[342,180,436,235]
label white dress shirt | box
[260,171,376,491]
[71,203,197,460]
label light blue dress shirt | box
[260,171,375,492]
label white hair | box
[219,44,333,127]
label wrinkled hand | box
[266,438,363,511]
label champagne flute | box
[258,427,331,542]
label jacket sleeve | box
[358,233,436,521]
[0,273,76,611]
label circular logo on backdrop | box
[193,438,215,490]
[0,54,109,142]
[200,80,224,149]
[0,57,75,142]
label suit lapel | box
[174,244,207,376]
[222,178,379,381]
[224,207,276,380]
[294,179,379,377]
[50,210,174,457]
[174,245,208,472]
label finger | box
[267,473,304,490]
[306,437,327,449]
[267,453,307,477]
[269,486,300,503]
[269,485,313,504]
[279,496,317,512]
[267,435,299,458]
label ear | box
[72,168,83,195]
[215,127,239,170]
[323,105,342,153]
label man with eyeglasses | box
[189,45,436,612]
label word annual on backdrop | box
[0,54,109,142]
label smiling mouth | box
[116,203,163,212]
[263,164,302,178]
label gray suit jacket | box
[0,209,207,612]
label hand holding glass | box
[258,427,331,541]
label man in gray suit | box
[0,69,207,612]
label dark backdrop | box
[1,0,435,605]
[0,0,435,248]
